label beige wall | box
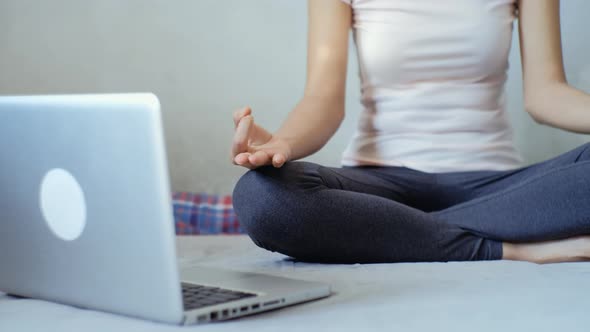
[1,0,589,193]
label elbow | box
[523,85,556,125]
[524,101,546,125]
[523,80,569,126]
[334,106,345,123]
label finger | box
[233,107,249,127]
[233,107,252,128]
[272,153,286,168]
[248,150,271,167]
[231,115,253,157]
[233,152,250,165]
[234,153,256,169]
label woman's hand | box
[231,107,292,169]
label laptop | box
[0,93,331,325]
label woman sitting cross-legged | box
[231,0,590,264]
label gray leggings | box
[232,143,590,263]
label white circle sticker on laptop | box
[40,168,87,241]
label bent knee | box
[232,164,318,257]
[232,166,292,217]
[577,142,590,162]
[232,162,319,217]
[232,167,294,244]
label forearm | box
[526,82,590,134]
[274,94,345,161]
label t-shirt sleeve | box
[339,0,352,6]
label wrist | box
[272,134,296,160]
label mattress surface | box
[2,236,589,331]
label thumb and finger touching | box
[231,107,289,169]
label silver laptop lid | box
[0,93,184,324]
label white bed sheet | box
[2,236,590,332]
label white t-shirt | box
[339,0,524,172]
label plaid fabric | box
[172,192,244,235]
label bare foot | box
[503,236,590,264]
